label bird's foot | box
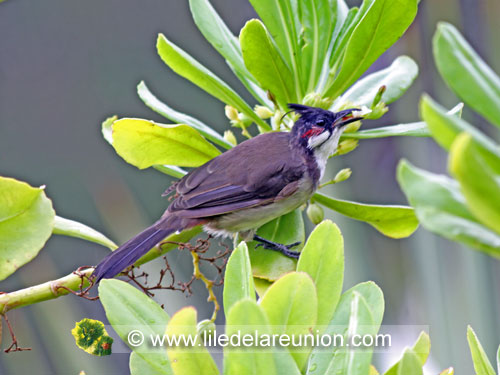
[253,235,301,259]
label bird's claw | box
[253,236,301,259]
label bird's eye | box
[316,119,326,126]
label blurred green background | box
[0,0,499,373]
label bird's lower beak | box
[334,115,363,128]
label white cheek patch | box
[307,131,330,149]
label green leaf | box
[98,279,173,374]
[130,351,168,375]
[341,121,430,139]
[240,19,296,106]
[223,242,256,314]
[0,177,55,280]
[313,193,419,238]
[72,318,113,356]
[324,0,418,98]
[259,272,317,370]
[156,34,270,132]
[341,102,463,140]
[111,118,221,169]
[187,0,268,105]
[497,344,500,375]
[449,133,500,234]
[384,332,430,375]
[297,220,344,327]
[338,55,418,107]
[165,307,219,375]
[467,326,496,375]
[420,95,500,156]
[248,0,302,97]
[137,81,232,149]
[433,22,500,128]
[102,115,189,178]
[153,165,189,179]
[397,159,500,256]
[298,0,335,92]
[397,349,423,375]
[248,209,304,282]
[53,216,117,250]
[224,299,301,375]
[307,283,383,375]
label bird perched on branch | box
[92,103,363,282]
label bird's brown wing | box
[167,132,307,218]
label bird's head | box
[288,103,363,153]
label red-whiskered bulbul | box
[92,104,363,282]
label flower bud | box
[254,105,274,119]
[223,130,237,146]
[342,120,361,133]
[336,139,358,155]
[334,168,352,183]
[303,92,331,109]
[224,105,239,121]
[366,101,388,120]
[307,203,324,225]
[372,85,386,107]
[197,319,216,342]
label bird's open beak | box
[333,108,366,128]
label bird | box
[91,103,363,282]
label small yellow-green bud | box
[366,101,388,120]
[372,85,386,107]
[307,203,324,225]
[334,168,352,183]
[343,120,361,133]
[224,130,237,146]
[303,92,331,109]
[254,105,274,119]
[197,319,216,341]
[337,139,358,155]
[225,105,239,121]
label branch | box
[0,226,202,314]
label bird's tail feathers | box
[92,223,176,282]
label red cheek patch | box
[301,126,324,139]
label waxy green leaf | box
[223,242,256,314]
[240,19,296,106]
[53,216,117,250]
[434,22,500,128]
[298,0,335,92]
[130,351,167,375]
[467,326,496,375]
[137,81,232,149]
[259,272,317,370]
[449,133,500,235]
[420,95,500,156]
[224,299,301,375]
[188,0,268,105]
[397,160,500,256]
[313,193,418,238]
[324,0,418,98]
[0,177,55,280]
[157,34,270,131]
[338,55,418,107]
[297,220,344,327]
[248,0,302,97]
[165,307,219,375]
[248,208,304,281]
[111,118,221,169]
[99,279,173,374]
[396,349,423,375]
[307,281,384,375]
[384,332,430,375]
[342,121,430,139]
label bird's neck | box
[312,129,344,180]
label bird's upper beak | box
[333,108,366,128]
